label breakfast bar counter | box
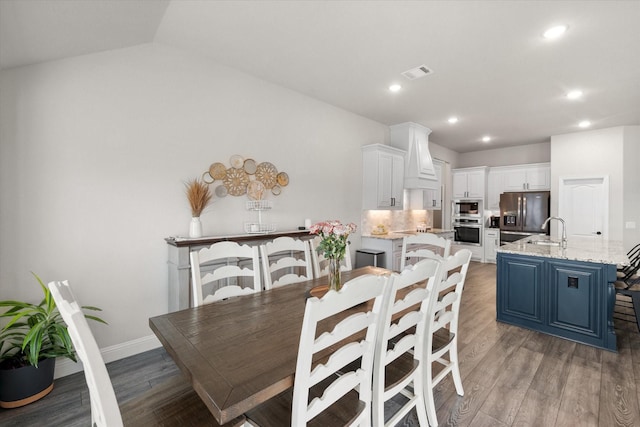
[496,236,629,352]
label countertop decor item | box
[185,178,212,238]
[0,273,105,408]
[309,220,357,291]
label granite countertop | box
[496,234,629,266]
[361,228,454,240]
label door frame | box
[558,175,609,239]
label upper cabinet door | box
[466,170,486,198]
[502,164,550,191]
[525,166,550,190]
[503,169,528,191]
[452,173,469,199]
[452,167,487,199]
[362,144,405,210]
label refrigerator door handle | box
[517,196,521,227]
[523,196,527,228]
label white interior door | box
[558,176,609,240]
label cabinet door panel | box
[503,169,527,191]
[467,171,486,198]
[526,167,550,190]
[487,171,503,210]
[377,153,394,208]
[548,261,600,336]
[498,256,545,323]
[452,173,468,198]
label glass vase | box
[328,257,342,291]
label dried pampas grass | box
[185,178,212,217]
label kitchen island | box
[496,235,629,351]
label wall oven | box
[453,217,482,246]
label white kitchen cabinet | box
[487,169,504,210]
[484,228,500,263]
[502,164,550,191]
[451,243,484,261]
[452,167,487,199]
[487,163,550,211]
[423,159,443,209]
[362,144,405,210]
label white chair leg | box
[424,362,438,427]
[450,342,464,396]
[413,374,430,427]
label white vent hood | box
[389,122,439,190]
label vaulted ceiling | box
[1,0,638,153]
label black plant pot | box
[0,358,55,408]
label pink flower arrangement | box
[309,220,357,260]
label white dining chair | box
[190,241,261,306]
[309,236,353,278]
[400,233,451,270]
[372,259,443,427]
[245,273,389,426]
[423,249,472,427]
[47,280,246,427]
[260,236,313,290]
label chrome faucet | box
[542,217,567,248]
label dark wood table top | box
[149,266,391,424]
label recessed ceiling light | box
[578,120,591,128]
[389,84,402,92]
[543,25,568,39]
[448,117,459,124]
[482,136,491,143]
[566,90,583,100]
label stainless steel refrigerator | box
[499,191,550,243]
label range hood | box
[389,122,439,190]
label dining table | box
[149,265,392,425]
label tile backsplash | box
[362,210,431,234]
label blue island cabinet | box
[497,252,617,351]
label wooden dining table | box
[149,266,391,425]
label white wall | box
[0,43,388,353]
[457,142,550,168]
[549,127,628,243]
[623,126,640,251]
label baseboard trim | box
[54,334,162,379]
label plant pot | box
[0,358,55,408]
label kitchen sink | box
[526,239,561,247]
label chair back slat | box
[260,237,313,289]
[190,241,261,306]
[400,233,452,270]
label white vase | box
[189,217,202,238]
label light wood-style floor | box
[2,261,639,426]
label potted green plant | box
[0,273,105,408]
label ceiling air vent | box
[401,65,433,80]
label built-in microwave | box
[453,200,482,217]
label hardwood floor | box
[1,261,639,426]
